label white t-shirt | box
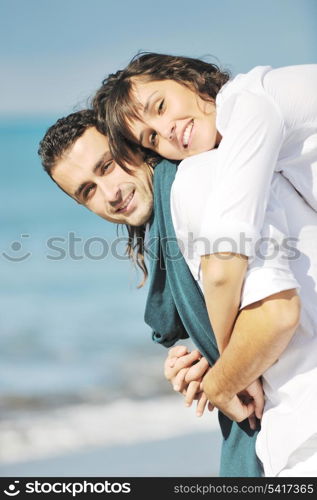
[256,175,317,477]
[171,150,317,476]
[171,149,299,310]
[199,64,317,257]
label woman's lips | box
[181,119,194,149]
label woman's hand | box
[164,345,201,392]
[164,346,213,416]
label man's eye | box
[83,184,95,200]
[149,131,158,147]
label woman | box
[93,53,317,369]
[94,52,317,214]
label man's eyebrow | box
[73,151,112,199]
[93,151,112,173]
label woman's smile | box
[130,78,219,160]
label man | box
[38,110,316,476]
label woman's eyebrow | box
[139,131,145,146]
[143,91,159,115]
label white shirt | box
[256,175,317,476]
[199,65,317,258]
[171,150,299,310]
[171,150,317,476]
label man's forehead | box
[69,127,109,163]
[51,128,109,194]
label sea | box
[0,117,215,467]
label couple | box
[38,53,317,477]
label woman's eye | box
[101,161,113,174]
[158,99,165,114]
[149,131,158,147]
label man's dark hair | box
[38,109,97,176]
[38,109,148,287]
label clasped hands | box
[164,345,264,430]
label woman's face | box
[128,78,221,160]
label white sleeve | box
[198,91,285,257]
[239,184,300,309]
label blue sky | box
[1,0,316,116]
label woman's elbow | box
[283,295,301,333]
[266,289,301,335]
[201,253,248,288]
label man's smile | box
[115,190,135,213]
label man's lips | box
[116,191,135,213]
[180,119,194,149]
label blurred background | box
[0,0,316,477]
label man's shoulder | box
[171,150,219,228]
[174,149,219,191]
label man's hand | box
[202,370,264,429]
[238,379,264,429]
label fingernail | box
[173,385,180,391]
[196,412,202,417]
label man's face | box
[52,127,153,226]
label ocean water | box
[0,118,200,464]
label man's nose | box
[99,182,121,205]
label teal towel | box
[144,160,262,477]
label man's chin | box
[128,214,151,227]
[127,206,153,227]
[97,204,153,227]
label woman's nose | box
[160,121,176,141]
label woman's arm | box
[200,252,248,353]
[196,96,285,352]
[199,92,285,259]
